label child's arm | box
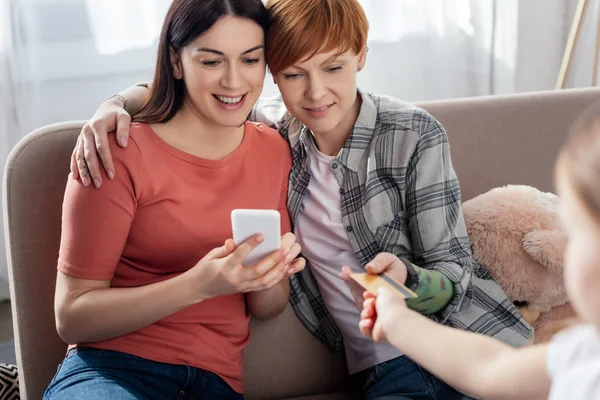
[360,289,551,400]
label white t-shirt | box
[294,138,402,374]
[547,324,600,400]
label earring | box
[358,66,363,71]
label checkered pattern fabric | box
[251,90,533,351]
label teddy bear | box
[463,185,576,343]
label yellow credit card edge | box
[349,272,418,299]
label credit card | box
[350,272,418,299]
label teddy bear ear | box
[522,230,566,275]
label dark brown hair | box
[559,104,600,220]
[134,0,270,123]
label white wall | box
[514,0,572,93]
[565,0,600,88]
[514,0,600,92]
[17,71,153,134]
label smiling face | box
[274,48,366,138]
[172,15,266,128]
[265,0,369,140]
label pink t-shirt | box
[58,121,292,392]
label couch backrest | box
[420,88,600,201]
[4,87,600,400]
[4,122,81,400]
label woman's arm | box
[401,111,473,321]
[118,83,151,116]
[56,266,206,344]
[56,236,287,344]
[245,277,290,320]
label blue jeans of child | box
[358,355,475,400]
[43,347,243,400]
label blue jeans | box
[44,347,243,400]
[357,355,475,400]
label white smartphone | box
[231,209,281,266]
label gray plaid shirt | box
[251,90,533,352]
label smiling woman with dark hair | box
[43,1,305,399]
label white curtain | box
[566,0,600,88]
[0,0,585,300]
[85,0,171,55]
[358,0,518,100]
[0,0,18,300]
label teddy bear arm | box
[522,230,565,275]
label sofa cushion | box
[244,306,354,400]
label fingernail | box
[120,137,128,147]
[93,178,101,189]
[107,169,114,180]
[82,177,90,187]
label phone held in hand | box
[231,209,281,266]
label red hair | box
[265,0,368,75]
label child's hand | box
[359,287,408,343]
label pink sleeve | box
[278,146,292,235]
[58,137,142,281]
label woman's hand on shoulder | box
[71,97,132,188]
